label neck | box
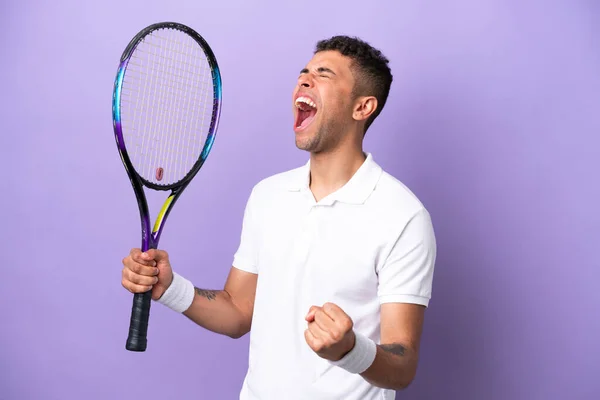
[308,143,366,202]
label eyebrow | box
[300,67,336,75]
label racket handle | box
[126,291,152,351]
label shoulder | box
[366,163,436,247]
[371,167,437,263]
[371,167,430,221]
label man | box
[121,35,436,399]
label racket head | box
[112,22,222,192]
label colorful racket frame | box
[111,21,222,352]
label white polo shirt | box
[233,153,436,400]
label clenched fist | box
[304,302,356,361]
[121,248,173,300]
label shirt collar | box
[286,152,383,205]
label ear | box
[352,96,378,122]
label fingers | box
[143,249,169,264]
[124,249,160,275]
[305,317,343,354]
[305,306,336,344]
[322,302,345,321]
[123,256,159,277]
[122,264,158,292]
[129,248,157,267]
[121,275,155,293]
[308,316,330,337]
[313,307,338,335]
[122,281,153,294]
[305,322,328,352]
[322,302,353,332]
[304,327,318,349]
[310,309,346,345]
[306,303,352,329]
[304,303,356,361]
[305,305,319,322]
[122,248,162,293]
[305,303,353,342]
[123,267,158,286]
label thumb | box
[143,249,169,264]
[305,306,320,322]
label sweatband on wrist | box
[156,272,195,313]
[329,332,377,374]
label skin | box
[121,49,425,390]
[122,248,256,339]
[292,50,378,201]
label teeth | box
[295,96,317,109]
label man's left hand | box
[304,302,356,361]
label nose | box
[298,74,313,88]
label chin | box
[294,128,322,152]
[295,134,314,151]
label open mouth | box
[295,96,318,130]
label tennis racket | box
[111,22,222,352]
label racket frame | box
[111,21,222,352]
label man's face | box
[292,50,357,153]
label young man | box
[121,35,436,400]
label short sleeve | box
[377,208,437,307]
[232,187,260,274]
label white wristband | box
[156,272,195,313]
[329,332,377,374]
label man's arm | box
[360,208,435,389]
[304,302,424,390]
[122,248,258,339]
[359,302,425,390]
[304,209,435,389]
[181,266,257,339]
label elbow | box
[226,319,251,339]
[395,377,414,391]
[227,328,249,339]
[226,297,253,339]
[395,368,417,390]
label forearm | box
[156,272,252,339]
[359,342,418,390]
[182,287,251,339]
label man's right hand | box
[121,248,173,300]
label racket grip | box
[126,291,152,351]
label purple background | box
[2,1,598,399]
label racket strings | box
[119,27,215,186]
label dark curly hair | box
[315,35,393,133]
